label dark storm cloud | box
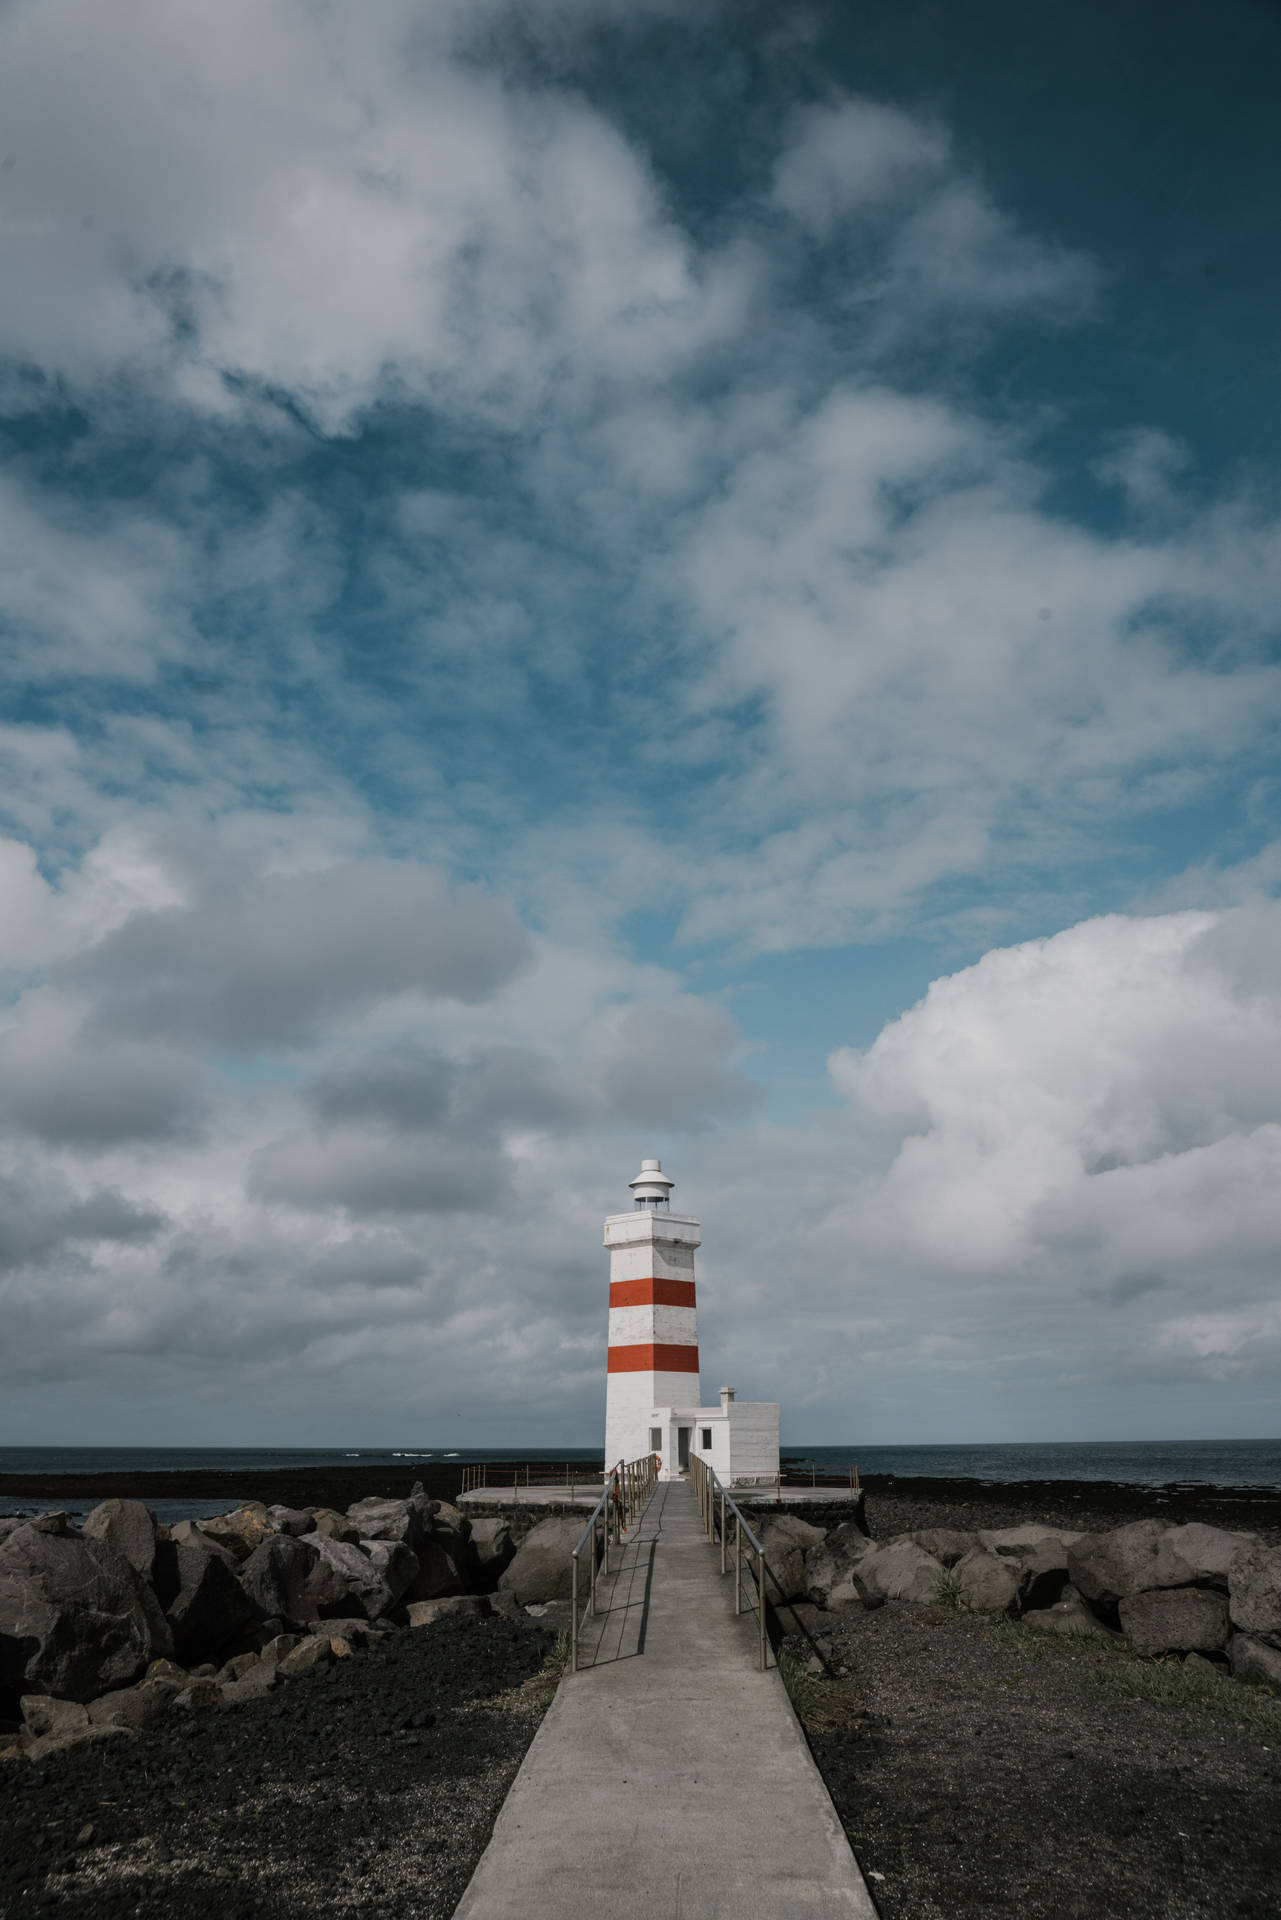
[248,1126,507,1216]
[304,1045,455,1128]
[71,863,531,1049]
[0,1168,166,1273]
[0,996,202,1147]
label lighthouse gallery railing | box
[689,1451,771,1670]
[569,1451,659,1672]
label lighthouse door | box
[677,1426,691,1473]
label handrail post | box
[758,1541,767,1670]
[719,1486,726,1575]
[571,1549,579,1671]
[735,1513,741,1613]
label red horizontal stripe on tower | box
[607,1342,700,1374]
[609,1278,697,1310]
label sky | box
[1,0,1280,1450]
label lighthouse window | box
[650,1427,662,1452]
[701,1427,712,1450]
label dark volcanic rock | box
[0,1609,557,1919]
[304,1532,394,1620]
[1067,1519,1169,1607]
[347,1496,430,1554]
[0,1521,172,1705]
[497,1517,581,1604]
[1228,1539,1281,1646]
[1119,1585,1231,1656]
[81,1498,159,1584]
[160,1526,254,1663]
[805,1520,879,1610]
[408,1531,471,1602]
[239,1533,321,1626]
[1228,1632,1281,1691]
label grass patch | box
[778,1642,868,1734]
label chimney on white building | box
[719,1386,735,1413]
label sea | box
[1,1437,1279,1525]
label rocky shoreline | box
[4,1469,1281,1918]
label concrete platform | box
[452,1482,877,1920]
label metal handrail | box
[689,1452,771,1669]
[569,1451,659,1672]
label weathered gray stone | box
[195,1505,275,1563]
[407,1595,491,1628]
[360,1538,419,1607]
[1227,1540,1281,1647]
[0,1522,172,1702]
[1227,1632,1281,1692]
[951,1548,1020,1614]
[346,1497,430,1554]
[1149,1523,1258,1592]
[303,1533,394,1621]
[977,1524,1085,1558]
[21,1695,89,1739]
[238,1533,320,1626]
[256,1633,302,1670]
[896,1528,978,1568]
[432,1501,471,1535]
[497,1517,583,1605]
[1021,1584,1118,1639]
[0,1517,26,1547]
[25,1723,135,1762]
[266,1506,316,1537]
[1119,1586,1230,1657]
[172,1678,222,1711]
[81,1500,159,1584]
[468,1517,515,1581]
[407,1532,470,1602]
[760,1516,826,1604]
[277,1632,334,1677]
[86,1680,174,1729]
[218,1665,279,1706]
[161,1528,254,1662]
[856,1541,946,1607]
[804,1521,879,1610]
[308,1507,359,1545]
[1067,1520,1169,1607]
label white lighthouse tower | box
[604,1158,780,1486]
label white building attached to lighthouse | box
[603,1159,780,1486]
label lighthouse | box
[604,1158,780,1486]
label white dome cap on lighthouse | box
[628,1157,674,1208]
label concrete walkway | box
[453,1482,878,1919]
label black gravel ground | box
[0,1612,560,1920]
[777,1481,1281,1920]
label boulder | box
[218,1665,279,1706]
[0,1518,26,1547]
[256,1633,301,1670]
[160,1527,255,1663]
[857,1541,947,1607]
[172,1678,222,1711]
[497,1517,583,1605]
[432,1501,471,1535]
[805,1522,879,1610]
[266,1506,316,1538]
[26,1722,136,1762]
[81,1500,159,1584]
[277,1633,335,1677]
[346,1497,430,1554]
[1227,1540,1281,1647]
[977,1524,1085,1559]
[951,1548,1020,1615]
[303,1533,394,1621]
[407,1532,470,1602]
[197,1505,275,1563]
[469,1518,516,1584]
[1227,1632,1281,1692]
[407,1595,491,1628]
[86,1681,174,1730]
[1149,1523,1258,1592]
[760,1516,826,1604]
[1067,1521,1169,1607]
[361,1539,419,1607]
[1022,1586,1118,1638]
[898,1528,978,1568]
[0,1522,172,1704]
[21,1695,90,1739]
[308,1508,360,1546]
[1118,1587,1230,1657]
[238,1534,321,1627]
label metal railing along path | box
[569,1451,659,1672]
[689,1452,771,1670]
[460,1461,603,1497]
